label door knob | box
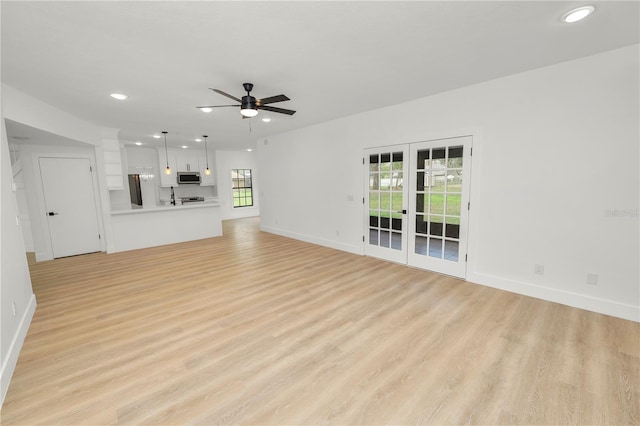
[48,212,59,216]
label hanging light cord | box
[162,131,171,175]
[203,135,210,175]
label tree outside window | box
[232,169,253,207]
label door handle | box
[48,211,59,216]
[396,210,407,214]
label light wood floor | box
[2,217,639,425]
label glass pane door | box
[408,137,472,278]
[364,146,409,264]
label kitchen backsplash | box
[159,184,216,200]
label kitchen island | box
[109,202,222,252]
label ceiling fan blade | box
[257,94,290,105]
[196,105,238,109]
[259,105,296,115]
[209,88,241,103]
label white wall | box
[215,150,260,220]
[258,45,640,322]
[1,84,101,147]
[0,118,36,405]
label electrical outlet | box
[534,264,544,275]
[587,273,598,285]
[12,301,17,317]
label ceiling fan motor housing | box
[241,95,257,110]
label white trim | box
[0,294,36,407]
[222,208,260,221]
[261,225,363,256]
[467,271,639,323]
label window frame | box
[231,168,254,208]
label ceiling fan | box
[196,83,296,118]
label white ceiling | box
[2,1,638,151]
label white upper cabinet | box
[176,151,199,172]
[157,148,178,187]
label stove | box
[181,197,205,203]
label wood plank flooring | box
[2,217,639,425]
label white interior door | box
[39,157,101,258]
[364,145,409,264]
[407,137,472,278]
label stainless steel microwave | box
[177,172,201,184]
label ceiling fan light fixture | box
[562,5,595,23]
[241,108,259,118]
[241,96,258,117]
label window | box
[232,169,253,207]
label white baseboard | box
[258,226,638,323]
[221,209,260,221]
[467,271,639,323]
[1,293,37,408]
[35,250,52,262]
[260,225,363,256]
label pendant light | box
[203,135,211,175]
[162,131,171,175]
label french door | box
[364,136,472,279]
[364,145,409,263]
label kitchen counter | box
[110,201,220,215]
[109,202,222,252]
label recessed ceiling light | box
[246,148,253,152]
[562,6,595,23]
[262,117,271,123]
[135,141,142,146]
[153,134,161,139]
[195,138,202,142]
[200,107,213,113]
[110,93,128,100]
[181,145,188,149]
